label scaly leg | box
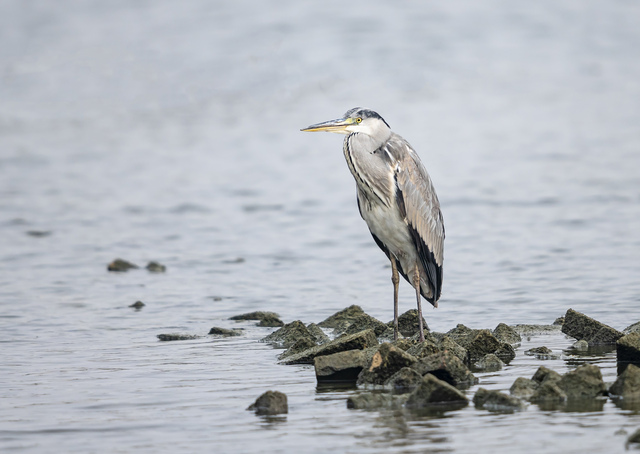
[390,256,400,341]
[413,266,425,342]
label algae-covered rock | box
[473,388,525,412]
[405,374,468,408]
[129,301,145,309]
[247,391,288,415]
[510,377,538,400]
[279,329,378,365]
[208,327,242,337]
[145,261,166,272]
[314,349,367,383]
[107,258,139,272]
[306,323,330,344]
[415,351,478,387]
[561,308,623,345]
[474,354,504,372]
[557,364,607,400]
[278,337,317,359]
[385,367,424,394]
[157,333,201,341]
[617,333,640,364]
[609,364,640,399]
[357,343,417,386]
[438,336,467,363]
[406,339,440,359]
[346,392,407,410]
[530,381,567,403]
[396,309,429,337]
[258,314,285,327]
[230,311,281,322]
[261,320,313,348]
[494,342,516,363]
[525,346,558,360]
[623,321,640,335]
[464,330,502,362]
[318,305,366,333]
[493,323,522,345]
[342,314,388,337]
[532,366,562,385]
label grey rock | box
[617,333,640,363]
[493,323,522,345]
[510,377,539,400]
[530,381,567,403]
[464,330,502,362]
[306,323,330,344]
[342,314,388,337]
[247,391,288,415]
[230,311,281,321]
[405,374,468,407]
[278,337,317,359]
[572,339,589,351]
[474,354,504,372]
[557,364,607,400]
[346,392,407,410]
[385,367,424,394]
[438,336,467,363]
[318,305,366,333]
[473,388,526,412]
[279,329,379,365]
[609,364,640,399]
[623,321,640,335]
[145,261,166,272]
[107,258,139,272]
[395,309,429,337]
[561,308,623,345]
[258,314,285,327]
[415,351,478,387]
[129,301,145,309]
[208,327,242,337]
[261,320,313,348]
[157,333,201,341]
[532,366,562,385]
[406,339,440,359]
[357,343,417,386]
[314,349,367,383]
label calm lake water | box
[1,1,640,452]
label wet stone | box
[493,323,522,345]
[572,340,589,351]
[157,333,201,341]
[405,339,440,359]
[474,354,504,372]
[415,351,478,387]
[107,258,139,272]
[617,333,640,364]
[346,392,407,410]
[230,311,281,322]
[314,349,367,383]
[511,324,562,336]
[396,309,429,337]
[306,323,330,344]
[525,346,557,360]
[261,320,313,348]
[561,308,623,345]
[317,305,366,333]
[247,391,288,415]
[278,337,317,360]
[557,364,607,400]
[623,321,640,335]
[257,314,285,327]
[473,388,526,412]
[341,313,388,337]
[385,367,424,394]
[279,329,378,365]
[609,364,640,400]
[464,330,502,363]
[145,261,166,272]
[438,336,467,363]
[510,377,539,400]
[553,316,565,326]
[530,381,567,403]
[405,374,469,408]
[129,301,145,309]
[532,366,562,385]
[494,342,516,363]
[208,327,242,337]
[357,343,417,386]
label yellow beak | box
[300,117,355,133]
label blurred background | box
[1,1,640,452]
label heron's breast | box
[361,202,415,262]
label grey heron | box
[301,108,444,342]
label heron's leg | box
[413,266,425,342]
[390,256,400,341]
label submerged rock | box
[396,309,429,337]
[415,351,478,387]
[347,392,407,410]
[247,391,288,415]
[557,364,607,399]
[405,339,440,359]
[357,343,417,386]
[493,323,522,345]
[525,346,558,360]
[208,327,242,337]
[474,354,504,372]
[609,364,640,400]
[129,301,145,309]
[315,349,367,383]
[385,367,424,394]
[157,333,201,341]
[145,261,166,272]
[318,305,366,333]
[279,329,378,365]
[473,388,525,412]
[617,333,640,364]
[342,314,388,337]
[107,258,139,272]
[261,320,313,348]
[230,311,281,322]
[561,308,623,345]
[510,377,538,400]
[405,374,468,408]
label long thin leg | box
[390,256,400,341]
[413,266,425,342]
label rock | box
[473,388,525,412]
[415,351,478,387]
[347,392,407,410]
[396,309,429,337]
[553,316,565,326]
[405,339,440,359]
[258,314,285,327]
[230,311,281,322]
[392,338,419,352]
[145,261,166,272]
[525,346,557,360]
[405,374,468,408]
[561,308,623,345]
[474,354,504,372]
[247,391,288,415]
[208,327,242,337]
[532,366,562,385]
[357,343,417,386]
[317,305,366,333]
[494,342,516,363]
[385,367,424,394]
[438,336,467,363]
[445,324,477,344]
[617,333,640,364]
[463,330,502,362]
[572,340,589,351]
[511,324,562,336]
[157,333,201,341]
[557,364,607,399]
[609,364,640,399]
[306,323,330,344]
[341,314,388,337]
[107,258,138,272]
[278,337,317,359]
[129,301,145,309]
[26,230,52,237]
[628,428,640,446]
[493,323,522,345]
[529,381,567,403]
[261,320,313,348]
[279,329,378,365]
[314,349,367,383]
[510,377,539,400]
[623,321,640,335]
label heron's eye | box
[356,117,362,124]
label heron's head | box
[301,108,391,140]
